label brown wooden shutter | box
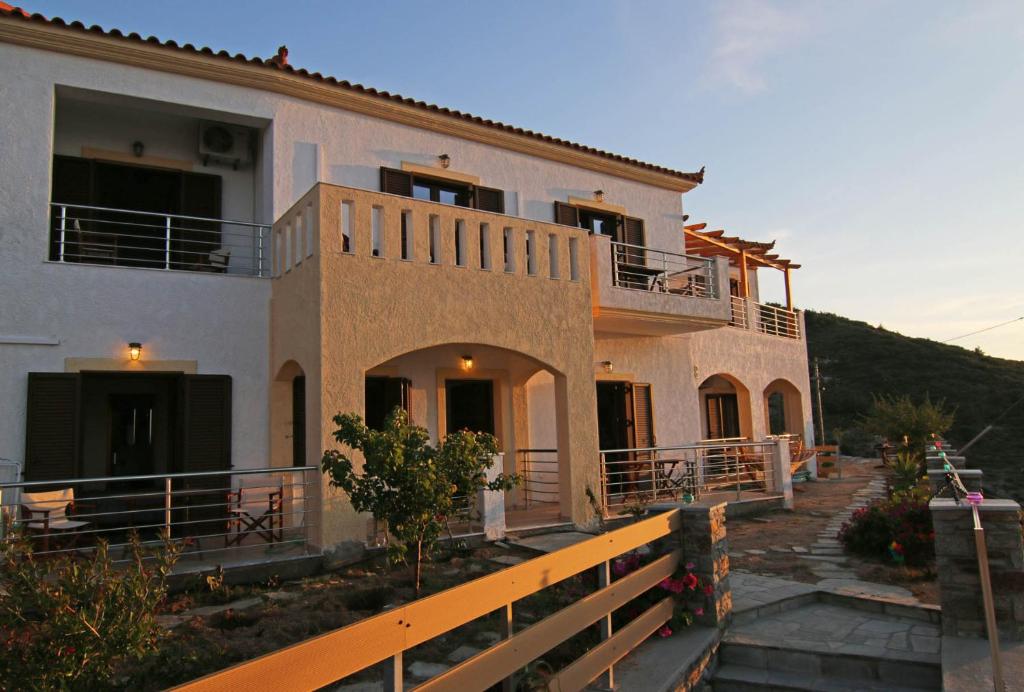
[380,167,414,197]
[631,383,656,449]
[24,373,81,481]
[705,396,722,439]
[554,201,579,227]
[178,375,232,537]
[622,216,646,265]
[291,375,306,467]
[475,186,505,213]
[180,375,232,473]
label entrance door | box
[705,393,740,439]
[596,381,632,452]
[445,380,495,435]
[109,393,157,478]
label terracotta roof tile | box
[1,6,704,185]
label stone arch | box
[698,373,753,440]
[362,342,573,526]
[763,377,804,438]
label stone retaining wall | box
[930,497,1024,641]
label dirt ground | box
[727,457,940,605]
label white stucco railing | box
[50,203,271,277]
[609,241,718,298]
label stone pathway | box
[729,470,913,602]
[728,602,941,662]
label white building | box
[0,7,813,564]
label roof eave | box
[0,13,703,193]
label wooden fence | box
[174,509,684,691]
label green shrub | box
[838,490,934,566]
[0,529,180,690]
[860,394,954,454]
[834,426,878,457]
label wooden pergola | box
[683,223,801,309]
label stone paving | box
[728,469,918,603]
[727,602,942,663]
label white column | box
[480,453,507,540]
[772,438,794,509]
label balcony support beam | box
[784,267,792,310]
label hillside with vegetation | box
[804,310,1024,503]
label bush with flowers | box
[838,488,934,566]
[0,526,180,690]
[610,551,710,638]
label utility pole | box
[812,357,826,445]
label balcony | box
[589,234,731,336]
[729,296,802,340]
[49,203,270,277]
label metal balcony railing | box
[729,295,749,328]
[609,241,718,298]
[0,466,319,570]
[599,440,778,511]
[727,296,801,340]
[516,448,560,508]
[754,301,801,339]
[50,203,271,277]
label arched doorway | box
[763,378,804,438]
[698,374,752,441]
[272,360,308,468]
[364,343,571,531]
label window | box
[365,377,411,431]
[579,209,619,237]
[553,201,645,248]
[413,178,472,207]
[380,167,504,212]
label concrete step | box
[712,663,929,691]
[716,642,940,690]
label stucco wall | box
[271,184,602,549]
[592,318,813,449]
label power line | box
[942,316,1024,343]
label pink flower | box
[685,561,695,570]
[694,607,704,617]
[683,573,698,591]
[703,584,714,596]
[657,625,673,638]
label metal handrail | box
[49,202,271,277]
[609,240,718,298]
[50,202,268,228]
[0,465,318,490]
[598,440,774,455]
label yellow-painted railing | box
[173,509,683,692]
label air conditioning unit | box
[198,121,253,169]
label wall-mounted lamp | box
[128,342,143,361]
[593,189,604,202]
[682,214,690,223]
[439,153,451,169]
[131,141,145,158]
[601,360,614,374]
[461,354,474,371]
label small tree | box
[322,409,517,596]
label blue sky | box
[27,1,1024,359]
